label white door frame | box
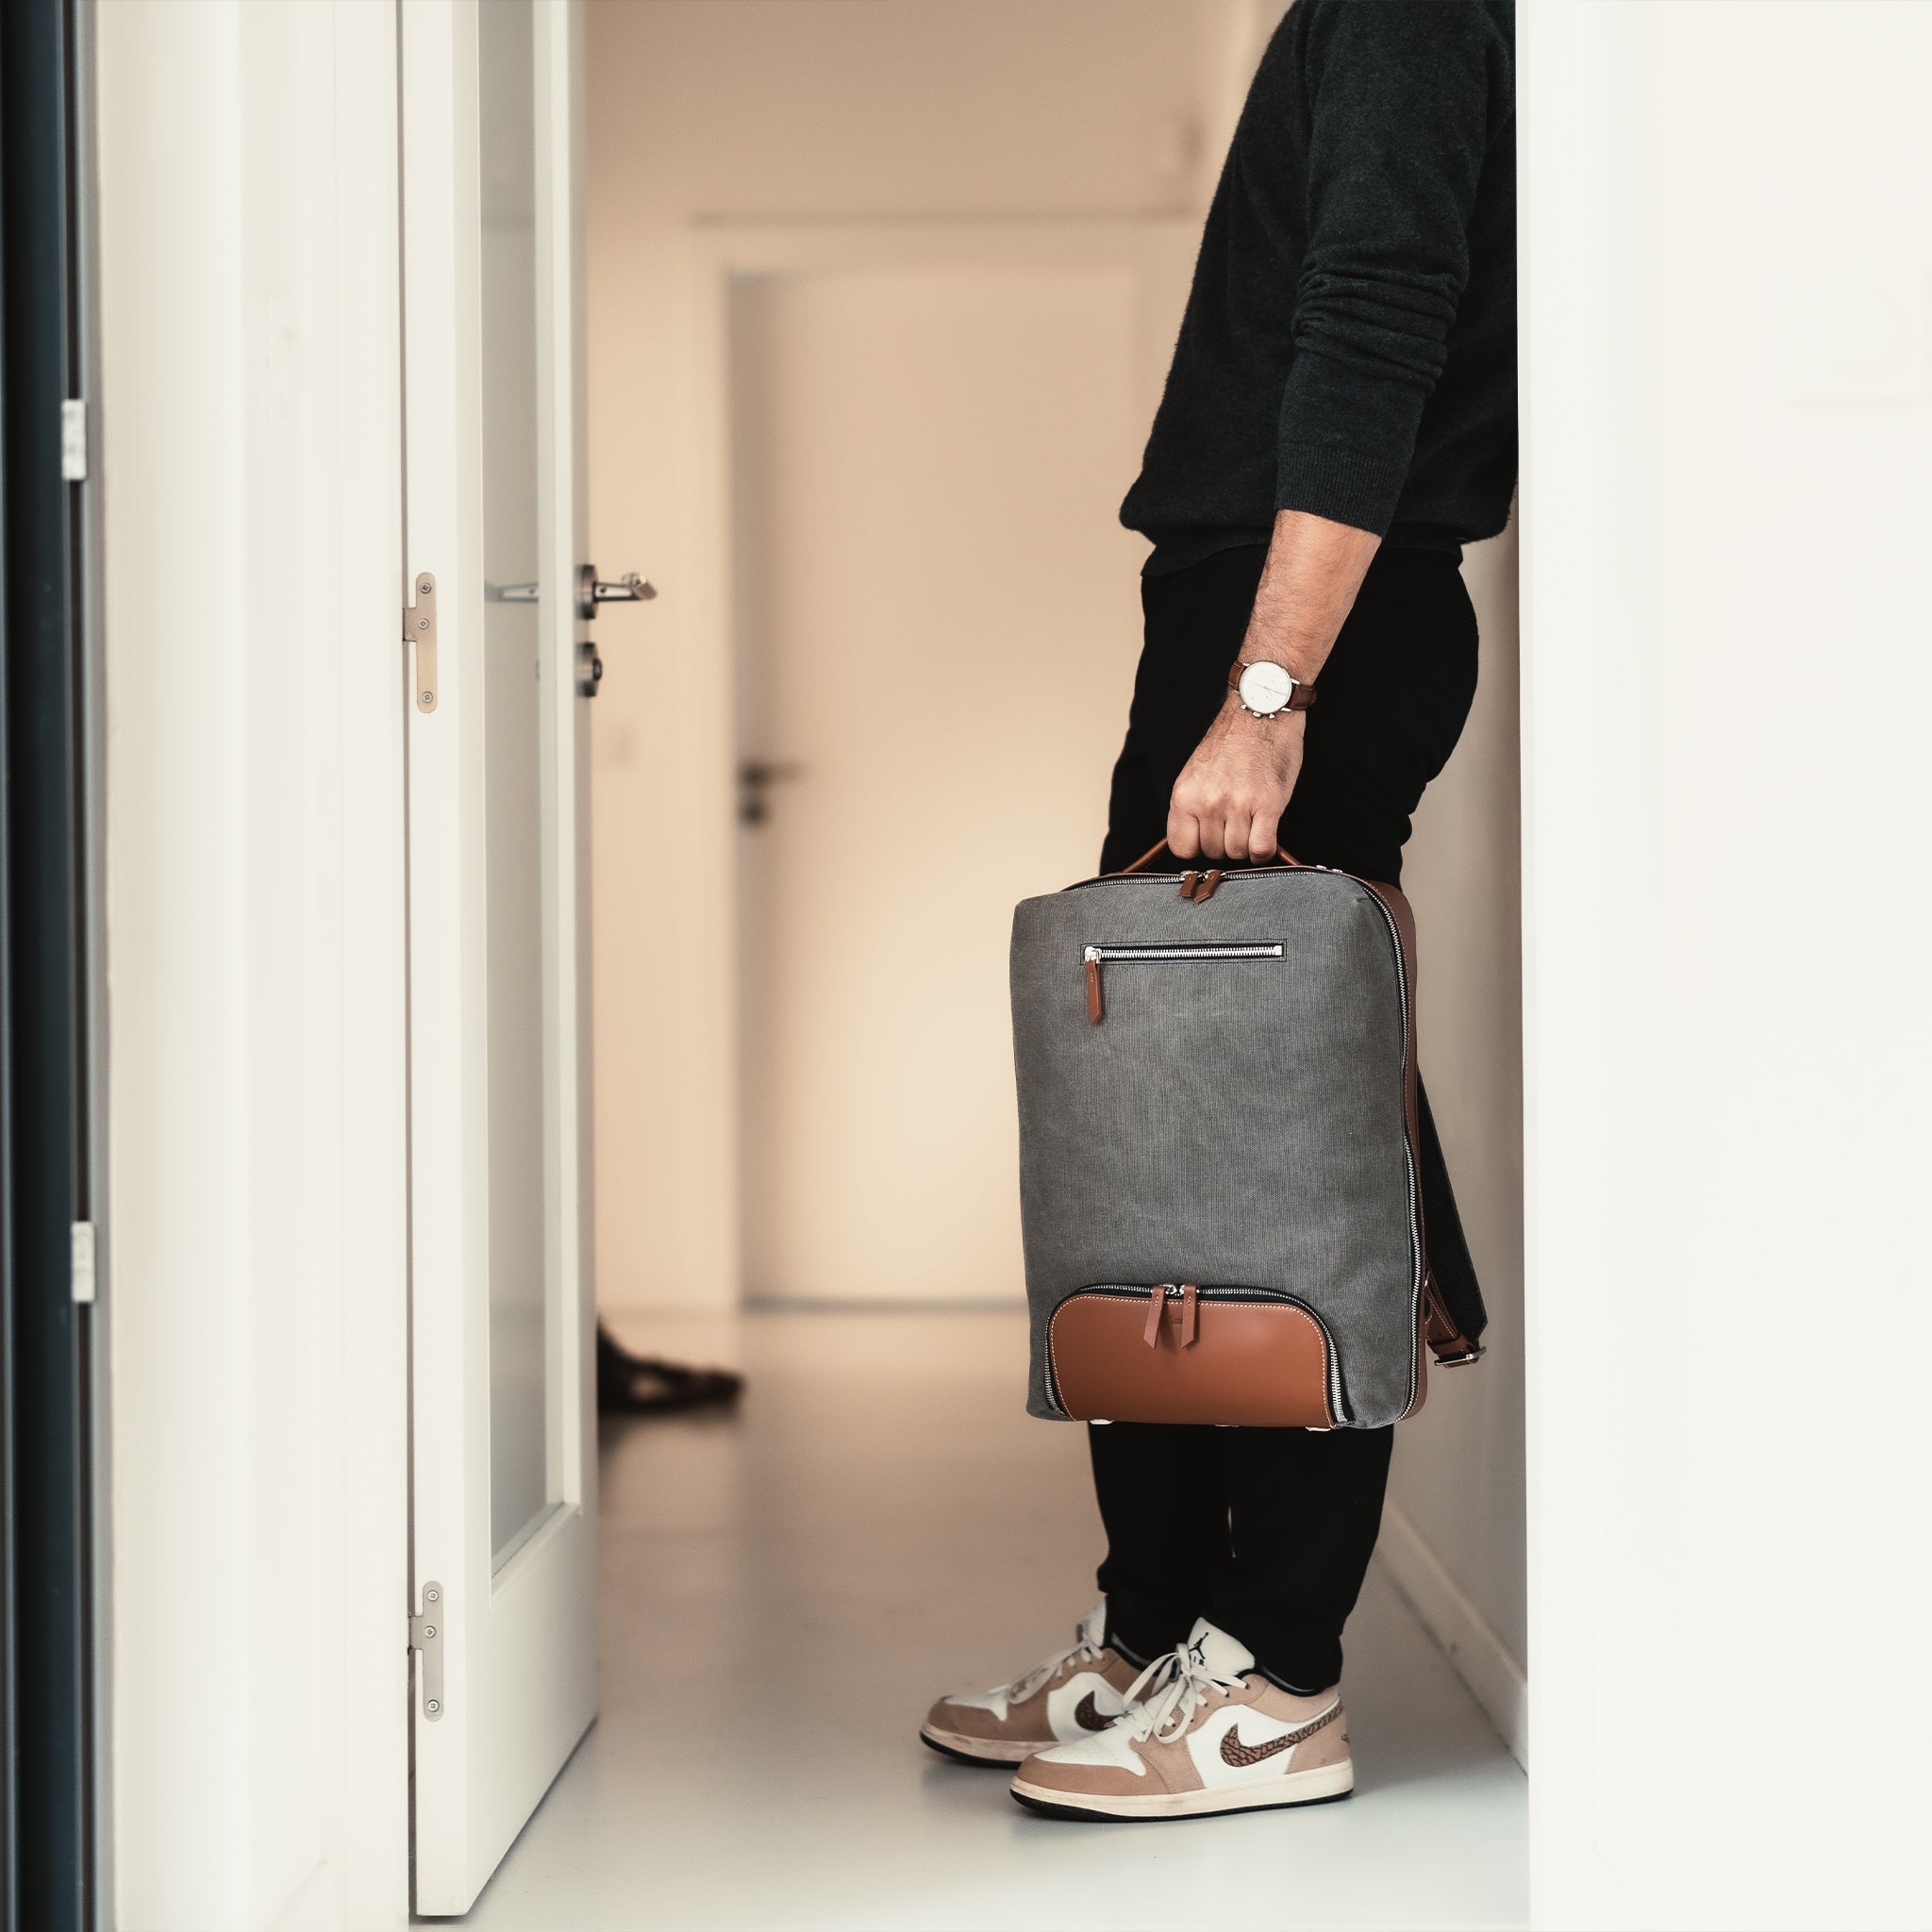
[94,1,413,1924]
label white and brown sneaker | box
[1010,1618,1353,1821]
[921,1603,1141,1766]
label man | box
[921,0,1516,1820]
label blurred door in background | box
[402,0,596,1910]
[729,236,1182,1304]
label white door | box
[402,0,596,1913]
[731,244,1184,1303]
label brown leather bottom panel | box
[1048,1291,1336,1427]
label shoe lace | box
[1118,1644,1243,1745]
[1005,1631,1105,1707]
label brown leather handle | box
[1114,838,1305,875]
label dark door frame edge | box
[1,0,102,1925]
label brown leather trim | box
[1049,1291,1335,1427]
[1422,1271,1483,1366]
[1355,878,1480,1389]
[1084,954,1103,1025]
[1109,840,1306,875]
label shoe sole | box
[919,1723,1037,1767]
[1010,1758,1355,1821]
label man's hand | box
[1165,508,1382,862]
[1168,703,1306,862]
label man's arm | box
[1166,509,1379,863]
[1168,4,1506,862]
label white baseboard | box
[1375,1501,1528,1770]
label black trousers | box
[1090,541,1479,1693]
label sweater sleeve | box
[1274,1,1504,536]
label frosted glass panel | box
[477,0,553,1558]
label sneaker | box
[921,1603,1140,1766]
[1009,1618,1352,1820]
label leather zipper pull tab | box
[1178,870,1199,900]
[1143,1288,1166,1348]
[1195,870,1223,903]
[1180,1283,1199,1348]
[1084,949,1104,1024]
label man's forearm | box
[1237,508,1382,688]
[1163,509,1381,864]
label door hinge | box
[71,1221,96,1304]
[60,399,87,481]
[410,1581,446,1720]
[406,571,438,713]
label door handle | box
[575,565,656,621]
[575,564,657,695]
[738,759,806,825]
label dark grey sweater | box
[1122,0,1516,571]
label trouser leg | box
[1088,541,1479,1685]
[1087,1421,1228,1664]
[1214,1425,1395,1691]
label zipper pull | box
[1178,871,1199,900]
[1179,1283,1199,1348]
[1083,947,1104,1024]
[1195,870,1223,903]
[1143,1285,1173,1348]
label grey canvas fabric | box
[1010,867,1420,1427]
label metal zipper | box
[1081,941,1284,1024]
[1082,942,1284,963]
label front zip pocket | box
[1046,1283,1345,1425]
[1081,941,1285,1024]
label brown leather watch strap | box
[1227,659,1317,712]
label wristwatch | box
[1228,658,1317,718]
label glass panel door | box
[477,0,556,1562]
[404,0,595,1911]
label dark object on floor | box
[596,1323,744,1416]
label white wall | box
[1522,3,1932,1924]
[95,4,409,1926]
[584,0,1241,1311]
[1388,523,1527,1760]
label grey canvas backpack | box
[1009,843,1482,1429]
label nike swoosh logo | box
[1218,1702,1340,1770]
[1074,1692,1113,1732]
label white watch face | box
[1238,660,1294,714]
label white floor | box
[461,1309,1527,1931]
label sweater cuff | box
[1274,346,1433,538]
[1274,441,1410,539]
